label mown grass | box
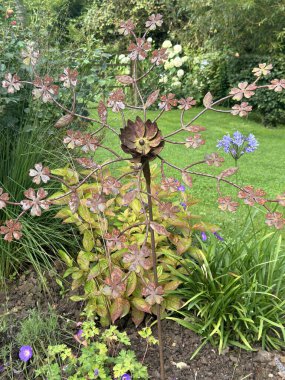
[89,107,285,237]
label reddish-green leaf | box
[132,308,145,326]
[110,298,124,323]
[132,297,152,313]
[150,222,169,236]
[122,190,137,205]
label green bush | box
[52,162,214,326]
[170,228,285,355]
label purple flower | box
[217,131,258,160]
[232,131,244,147]
[177,185,185,192]
[201,232,207,241]
[121,374,132,380]
[0,364,5,373]
[245,133,259,152]
[180,202,187,210]
[76,329,83,339]
[213,232,224,241]
[94,368,99,376]
[19,346,33,362]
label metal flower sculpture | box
[120,117,164,162]
[1,14,285,380]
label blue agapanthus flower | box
[217,131,258,160]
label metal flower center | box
[139,139,145,145]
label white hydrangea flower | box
[172,81,182,87]
[162,40,172,48]
[173,57,183,67]
[173,44,182,54]
[159,75,168,84]
[123,57,131,64]
[118,54,130,64]
[168,50,176,59]
[147,37,153,43]
[164,60,175,70]
[177,69,184,78]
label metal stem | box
[142,159,165,380]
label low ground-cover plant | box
[36,322,149,380]
[0,307,64,378]
[170,228,285,356]
[1,12,285,380]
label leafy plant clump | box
[54,162,204,326]
[36,322,149,380]
[170,230,285,355]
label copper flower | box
[119,117,164,162]
[0,219,22,242]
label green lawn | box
[90,107,285,237]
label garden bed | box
[1,266,285,380]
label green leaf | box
[83,230,95,251]
[70,295,85,302]
[84,279,96,294]
[126,272,137,296]
[63,267,79,278]
[78,205,95,224]
[165,296,182,311]
[87,259,108,280]
[58,249,73,267]
[77,251,90,271]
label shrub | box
[170,228,285,355]
[53,163,204,326]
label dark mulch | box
[1,266,285,380]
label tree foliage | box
[72,0,285,54]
